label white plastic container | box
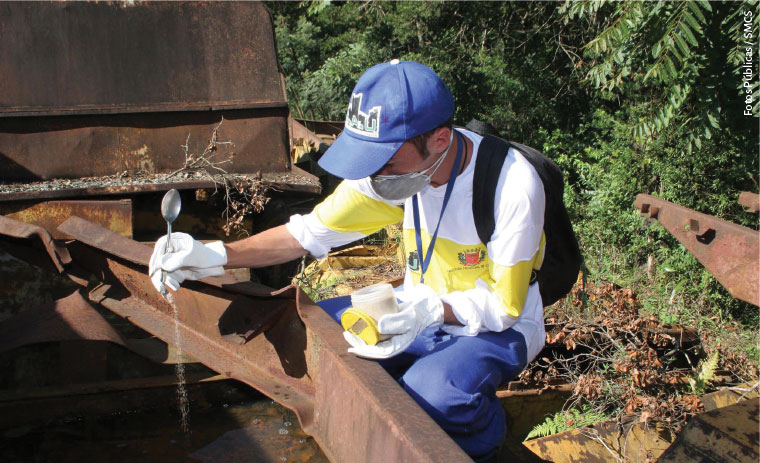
[341,283,400,345]
[350,283,399,319]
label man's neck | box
[430,132,472,187]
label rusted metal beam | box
[0,199,132,239]
[0,290,126,354]
[0,286,195,365]
[634,194,759,306]
[0,168,320,202]
[0,215,71,272]
[54,216,471,463]
[0,242,81,319]
[0,110,292,182]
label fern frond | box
[526,418,562,440]
[525,406,609,441]
[689,351,720,395]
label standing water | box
[0,378,329,462]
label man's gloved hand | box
[148,232,227,296]
[343,283,444,359]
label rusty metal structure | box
[0,1,319,200]
[0,215,471,462]
[634,193,759,306]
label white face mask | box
[370,130,454,201]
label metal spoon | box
[161,189,182,252]
[159,189,181,296]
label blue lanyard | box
[412,131,465,284]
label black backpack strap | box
[473,135,511,245]
[465,118,500,137]
[468,120,583,306]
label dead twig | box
[165,117,235,180]
[579,428,626,463]
[166,118,270,237]
[723,381,760,401]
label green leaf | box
[697,0,712,13]
[679,21,699,47]
[687,1,707,24]
[664,56,677,79]
[689,352,719,394]
[682,11,703,35]
[674,34,690,58]
[644,65,658,82]
[669,43,684,62]
[653,42,662,57]
[306,0,331,17]
[707,112,719,128]
[526,406,608,440]
[614,49,625,64]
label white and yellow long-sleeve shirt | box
[286,129,546,361]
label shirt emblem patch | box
[345,93,381,138]
[458,249,486,266]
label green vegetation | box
[294,267,344,302]
[270,0,758,375]
[688,351,720,395]
[526,405,609,440]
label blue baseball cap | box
[318,60,455,179]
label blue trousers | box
[318,296,528,461]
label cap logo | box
[345,93,381,138]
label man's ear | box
[429,126,452,152]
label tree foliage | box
[270,1,592,139]
[562,0,759,152]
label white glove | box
[148,232,227,296]
[344,284,444,359]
